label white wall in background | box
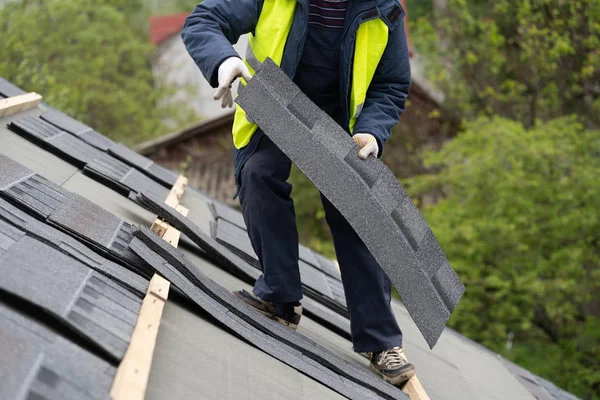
[153,33,249,121]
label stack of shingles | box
[0,147,408,400]
[8,105,354,336]
[0,84,408,398]
[0,155,148,399]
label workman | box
[182,0,414,386]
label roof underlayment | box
[0,76,580,400]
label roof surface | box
[0,79,580,400]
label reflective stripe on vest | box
[233,3,389,149]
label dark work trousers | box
[238,135,403,352]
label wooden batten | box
[0,92,42,118]
[110,274,170,400]
[111,174,189,400]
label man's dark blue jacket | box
[182,0,412,185]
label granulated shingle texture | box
[108,143,178,187]
[236,58,465,348]
[0,198,146,297]
[9,116,171,200]
[40,109,177,188]
[130,228,408,400]
[85,159,170,200]
[0,303,116,400]
[0,155,70,218]
[0,153,35,190]
[0,155,148,276]
[0,235,141,360]
[130,237,379,400]
[41,108,116,151]
[49,195,125,249]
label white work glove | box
[214,57,252,108]
[352,133,379,160]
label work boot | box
[233,290,302,330]
[369,346,416,386]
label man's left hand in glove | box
[352,133,379,160]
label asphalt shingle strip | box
[0,234,141,361]
[130,237,380,400]
[236,58,465,348]
[208,200,247,229]
[0,154,149,276]
[136,191,353,335]
[107,142,179,187]
[0,303,116,400]
[8,116,171,200]
[0,76,27,97]
[130,228,408,400]
[39,109,178,187]
[0,198,147,297]
[41,108,116,151]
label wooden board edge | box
[0,92,42,118]
[111,172,189,399]
[164,175,188,209]
[400,350,430,400]
[110,274,170,400]
[402,375,430,400]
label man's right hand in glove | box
[214,57,252,108]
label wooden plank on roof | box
[111,173,189,400]
[401,350,431,400]
[110,274,170,400]
[0,92,42,118]
[164,175,188,209]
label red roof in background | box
[149,5,412,56]
[149,13,188,45]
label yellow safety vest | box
[232,0,389,149]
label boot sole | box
[369,363,416,386]
[255,308,298,331]
[233,291,299,331]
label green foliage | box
[408,116,600,398]
[417,0,600,128]
[0,0,196,145]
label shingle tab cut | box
[0,304,116,400]
[0,235,141,360]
